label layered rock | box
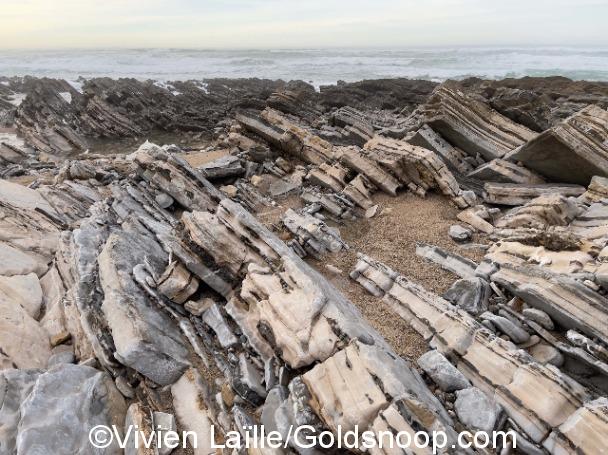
[507,105,608,185]
[468,159,545,184]
[351,254,605,449]
[407,124,475,174]
[416,83,536,160]
[238,108,334,165]
[490,263,608,345]
[1,364,126,454]
[282,208,347,257]
[483,182,586,206]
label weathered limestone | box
[443,277,490,315]
[198,154,245,180]
[507,105,608,185]
[132,141,222,212]
[417,350,470,392]
[543,397,608,455]
[457,207,494,234]
[361,136,470,207]
[156,261,200,304]
[0,369,41,453]
[39,264,68,345]
[342,174,375,209]
[454,387,502,432]
[0,273,43,319]
[0,242,49,277]
[407,124,475,174]
[580,175,608,204]
[415,243,477,279]
[350,254,599,447]
[569,200,608,243]
[417,83,536,160]
[468,159,545,184]
[282,208,347,257]
[124,403,155,455]
[171,368,216,455]
[202,303,238,349]
[98,224,190,385]
[302,340,452,434]
[238,108,334,165]
[495,193,582,229]
[0,178,59,218]
[183,198,389,368]
[306,162,348,192]
[491,263,608,345]
[337,145,401,196]
[483,182,586,206]
[0,289,51,369]
[12,364,127,454]
[330,106,375,146]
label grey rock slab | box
[481,311,530,344]
[202,303,238,349]
[15,364,127,454]
[522,308,555,331]
[448,224,472,242]
[0,289,51,369]
[47,345,75,367]
[0,369,41,454]
[155,192,174,209]
[443,277,491,315]
[454,387,502,432]
[416,243,477,279]
[98,227,190,385]
[417,350,470,392]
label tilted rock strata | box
[351,254,606,452]
[417,83,536,160]
[507,105,608,185]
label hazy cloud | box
[1,0,606,48]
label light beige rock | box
[350,254,597,445]
[39,264,68,345]
[0,290,51,369]
[0,273,43,319]
[362,136,469,207]
[457,207,494,234]
[157,261,200,304]
[282,209,347,257]
[407,123,474,174]
[495,193,581,230]
[302,340,451,434]
[337,145,401,196]
[0,242,48,277]
[0,178,59,216]
[483,182,585,206]
[543,397,608,455]
[171,368,216,455]
[491,263,608,345]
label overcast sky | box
[2,0,607,49]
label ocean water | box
[1,48,607,87]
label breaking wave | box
[1,47,607,87]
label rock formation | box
[1,74,608,455]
